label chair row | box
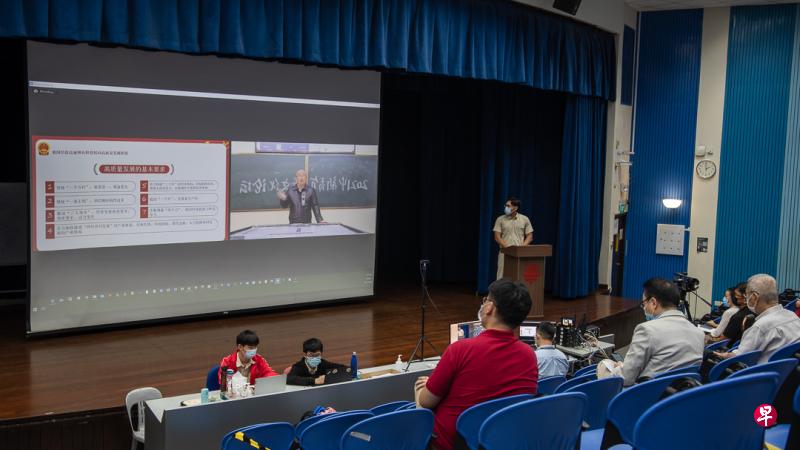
[458,372,798,450]
[222,400,422,450]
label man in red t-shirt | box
[218,329,278,386]
[415,279,539,450]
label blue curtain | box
[553,95,607,298]
[475,86,566,293]
[0,0,616,100]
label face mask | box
[504,206,513,216]
[477,303,484,324]
[746,293,757,313]
[306,356,321,368]
[721,297,729,307]
[244,348,257,360]
[643,299,655,321]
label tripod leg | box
[423,336,440,356]
[406,336,425,371]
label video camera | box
[673,272,700,295]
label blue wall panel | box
[623,10,703,298]
[777,5,800,291]
[713,4,796,299]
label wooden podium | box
[501,244,552,318]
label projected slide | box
[229,141,377,240]
[27,41,380,334]
[32,137,229,251]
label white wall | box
[687,7,731,313]
[598,4,638,291]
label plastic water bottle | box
[394,354,404,372]
[350,351,358,379]
[200,388,209,404]
[225,369,235,398]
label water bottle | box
[200,388,209,404]
[350,351,358,379]
[394,354,404,372]
[225,369,235,398]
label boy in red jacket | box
[218,329,278,386]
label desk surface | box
[229,222,366,240]
[145,359,438,450]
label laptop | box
[519,321,539,344]
[254,374,287,395]
[323,367,354,385]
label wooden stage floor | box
[0,284,640,420]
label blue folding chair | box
[456,394,534,450]
[554,373,596,394]
[295,412,341,438]
[537,375,567,396]
[341,409,433,450]
[395,402,416,411]
[785,299,797,311]
[729,358,799,392]
[565,377,623,430]
[221,422,294,450]
[770,341,800,362]
[705,339,730,352]
[708,350,762,382]
[478,393,588,450]
[206,364,220,391]
[574,364,599,377]
[369,401,413,415]
[654,365,701,379]
[631,373,780,450]
[299,411,373,450]
[583,373,702,450]
[765,383,800,450]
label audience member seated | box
[534,322,569,378]
[715,274,800,364]
[717,282,752,344]
[287,337,348,386]
[706,286,737,342]
[606,278,704,386]
[413,279,539,450]
[218,329,278,387]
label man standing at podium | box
[493,197,533,279]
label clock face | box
[696,159,717,179]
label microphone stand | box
[405,259,440,371]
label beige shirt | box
[236,354,254,379]
[493,213,533,246]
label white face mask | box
[745,293,758,313]
[477,303,484,324]
[504,206,513,216]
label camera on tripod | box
[673,272,699,294]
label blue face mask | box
[642,299,655,321]
[306,356,322,368]
[721,297,729,307]
[504,206,513,215]
[244,348,258,360]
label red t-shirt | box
[425,329,539,450]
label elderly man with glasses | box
[715,274,800,364]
